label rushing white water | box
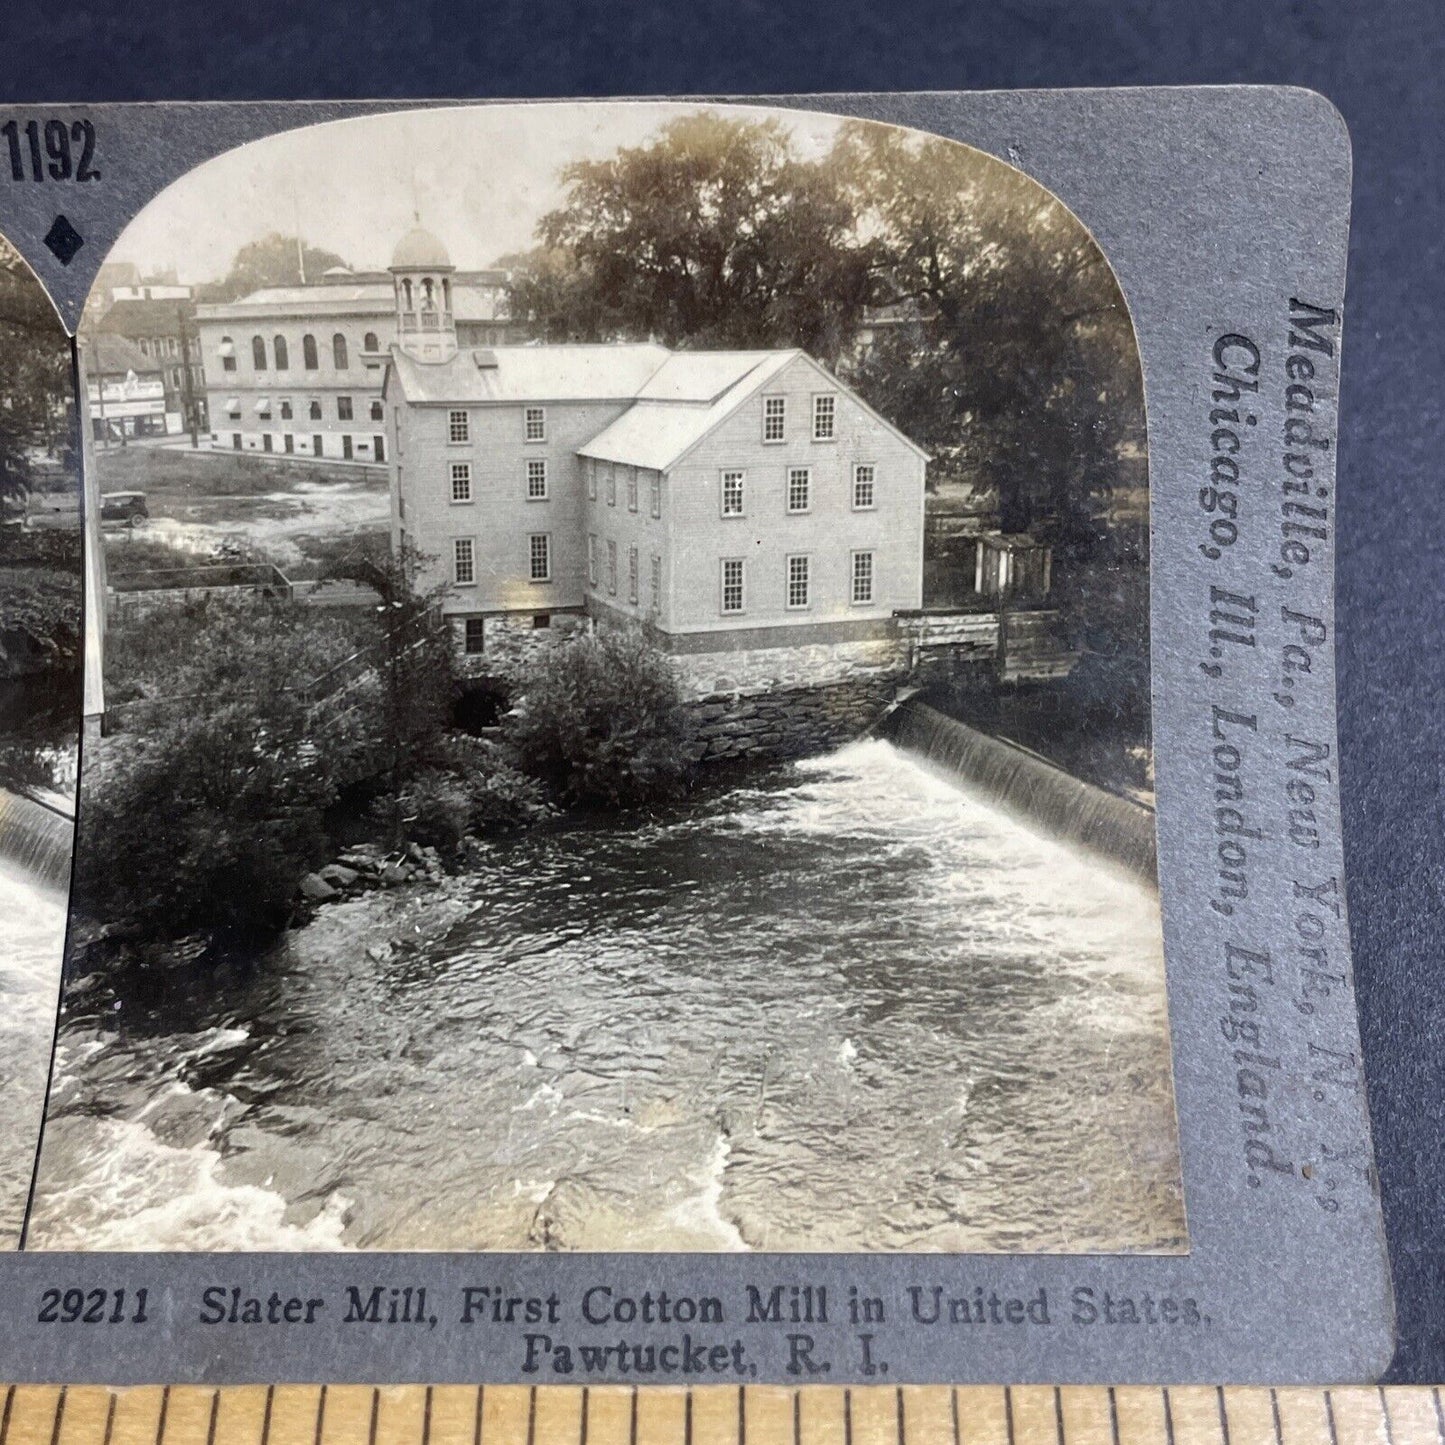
[29,739,1185,1253]
[0,863,66,1246]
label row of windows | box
[221,396,383,423]
[583,544,876,614]
[220,332,378,374]
[136,336,183,358]
[221,432,385,460]
[715,551,875,613]
[585,538,658,609]
[586,463,662,517]
[761,393,837,444]
[720,464,876,517]
[446,407,546,444]
[447,459,549,503]
[453,534,551,586]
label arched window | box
[274,335,289,370]
[333,333,348,369]
[302,334,318,370]
[422,278,434,308]
[402,279,413,309]
[251,335,267,370]
[364,332,379,352]
[219,336,236,373]
[442,278,451,310]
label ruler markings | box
[48,1388,66,1445]
[7,1391,1445,1445]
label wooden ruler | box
[0,1386,1439,1445]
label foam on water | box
[33,737,1184,1254]
[0,861,66,1245]
[32,1113,352,1251]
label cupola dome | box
[390,225,452,271]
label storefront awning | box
[254,397,272,413]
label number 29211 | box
[38,1288,148,1324]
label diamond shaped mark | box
[43,215,83,266]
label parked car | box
[100,491,148,525]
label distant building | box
[83,335,171,441]
[383,226,929,668]
[94,293,206,437]
[194,236,522,463]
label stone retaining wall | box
[683,675,904,764]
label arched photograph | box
[0,235,81,1246]
[25,101,1182,1254]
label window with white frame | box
[721,469,745,517]
[851,549,875,604]
[650,554,662,611]
[453,538,475,586]
[721,558,745,614]
[787,467,811,514]
[527,458,548,499]
[606,465,616,507]
[607,540,618,595]
[628,546,639,604]
[464,618,485,654]
[763,396,786,443]
[586,459,597,501]
[626,468,638,512]
[812,393,836,441]
[650,473,661,518]
[524,406,546,442]
[450,462,472,503]
[587,534,599,587]
[853,463,877,510]
[786,554,811,609]
[448,410,469,443]
[529,533,551,582]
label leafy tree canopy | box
[195,233,353,303]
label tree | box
[315,537,455,841]
[831,122,1146,543]
[194,233,353,303]
[514,114,876,364]
[504,630,694,808]
[0,238,72,503]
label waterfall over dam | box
[0,787,75,897]
[883,699,1157,883]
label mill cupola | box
[390,221,456,363]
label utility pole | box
[177,299,199,447]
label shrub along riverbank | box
[76,593,698,966]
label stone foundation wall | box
[669,636,911,701]
[684,675,904,764]
[449,610,587,682]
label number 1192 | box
[2,119,100,182]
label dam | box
[0,787,73,1245]
[883,698,1158,882]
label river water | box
[0,864,66,1246]
[28,739,1185,1254]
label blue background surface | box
[0,0,1440,1382]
